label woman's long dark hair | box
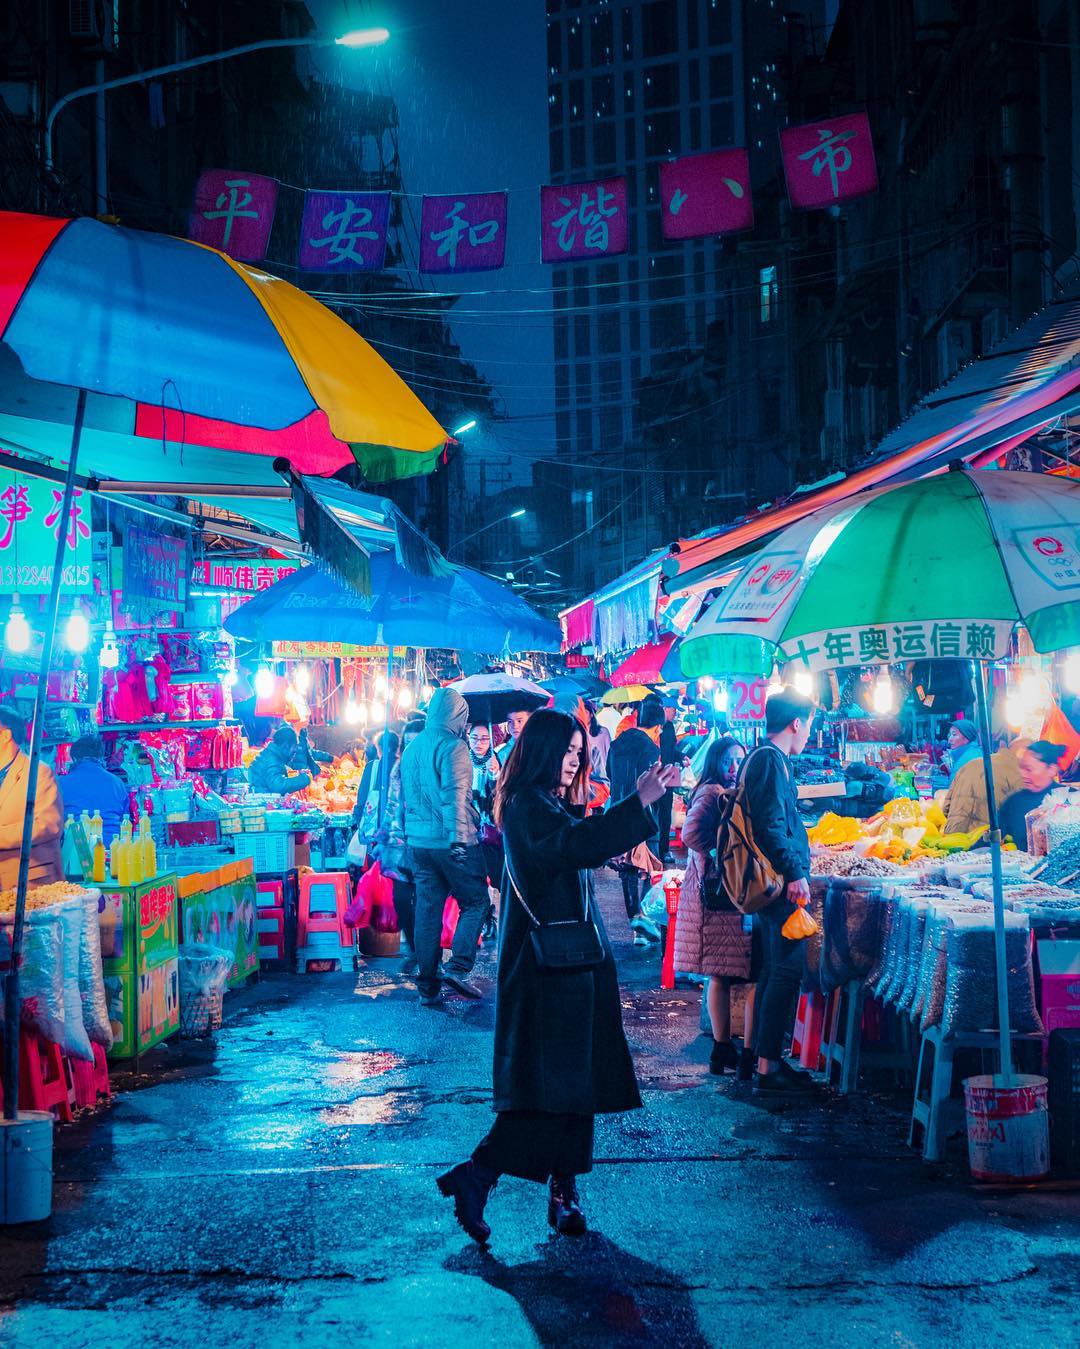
[494,708,588,826]
[693,735,745,802]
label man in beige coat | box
[0,706,65,893]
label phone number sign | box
[0,469,92,594]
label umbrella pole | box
[972,660,1014,1085]
[3,389,86,1121]
[377,650,393,830]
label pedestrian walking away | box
[400,688,491,1003]
[372,717,427,977]
[437,708,681,1244]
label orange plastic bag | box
[781,906,819,940]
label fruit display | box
[808,797,988,866]
[297,752,365,815]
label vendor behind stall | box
[60,737,130,844]
[0,706,65,891]
[942,728,1023,835]
[293,726,332,777]
[998,740,1065,846]
[248,726,314,796]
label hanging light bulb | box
[370,700,385,724]
[254,663,275,699]
[293,663,311,695]
[344,698,363,725]
[871,670,895,716]
[374,672,389,696]
[99,623,120,670]
[220,669,238,689]
[1019,672,1050,713]
[1005,689,1025,729]
[4,596,30,654]
[397,685,414,710]
[713,684,729,714]
[698,675,715,692]
[64,606,90,653]
[793,670,814,698]
[766,664,784,696]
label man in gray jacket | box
[400,687,491,1003]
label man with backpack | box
[719,686,819,1100]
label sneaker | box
[399,957,419,977]
[630,914,662,942]
[778,1059,813,1084]
[753,1069,822,1099]
[437,1160,497,1243]
[443,972,483,999]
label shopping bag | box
[441,896,459,949]
[344,861,385,929]
[346,829,368,865]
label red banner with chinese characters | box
[188,170,278,261]
[660,150,753,239]
[541,178,628,262]
[780,113,878,210]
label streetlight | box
[447,509,528,557]
[44,27,390,201]
[452,419,478,436]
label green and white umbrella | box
[682,466,1080,1082]
[681,467,1080,679]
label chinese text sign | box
[0,469,92,594]
[419,193,508,272]
[780,113,877,210]
[299,191,390,272]
[541,177,628,262]
[660,150,753,239]
[188,170,278,260]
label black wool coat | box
[492,786,655,1116]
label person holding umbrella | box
[436,709,680,1243]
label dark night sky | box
[307,0,554,487]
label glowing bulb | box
[1064,652,1080,695]
[220,670,238,689]
[293,663,311,695]
[374,672,389,696]
[766,665,783,697]
[65,608,90,653]
[254,664,275,699]
[871,671,894,716]
[1019,673,1049,713]
[344,698,363,725]
[713,685,729,714]
[421,684,434,703]
[793,671,814,698]
[698,676,715,692]
[370,701,385,724]
[5,599,30,654]
[1005,692,1025,729]
[397,685,414,710]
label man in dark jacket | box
[607,699,663,940]
[741,687,818,1100]
[60,737,130,844]
[248,726,313,796]
[399,687,491,1003]
[656,694,682,862]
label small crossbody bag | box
[505,853,605,972]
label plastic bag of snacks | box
[178,943,231,1038]
[895,897,932,1013]
[54,898,94,1061]
[77,889,113,1050]
[0,913,66,1045]
[820,878,888,994]
[912,897,986,1028]
[941,911,1043,1036]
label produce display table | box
[99,872,180,1059]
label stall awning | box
[664,296,1080,596]
[559,548,670,656]
[608,633,677,687]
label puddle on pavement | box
[323,1050,405,1088]
[320,1090,423,1126]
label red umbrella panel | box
[608,633,678,687]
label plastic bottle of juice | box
[92,837,106,885]
[90,809,103,842]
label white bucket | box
[963,1074,1049,1182]
[1,1111,54,1224]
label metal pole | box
[972,661,1014,1084]
[3,390,86,1121]
[376,650,393,830]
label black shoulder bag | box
[505,852,605,972]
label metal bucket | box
[1,1111,53,1224]
[963,1074,1049,1181]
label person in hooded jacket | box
[400,688,491,1003]
[437,708,680,1244]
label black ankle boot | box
[709,1039,739,1075]
[437,1160,498,1243]
[736,1047,756,1082]
[548,1174,587,1236]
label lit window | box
[759,265,778,323]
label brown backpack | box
[715,745,789,915]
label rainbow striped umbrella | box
[0,211,446,481]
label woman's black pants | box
[472,1110,595,1183]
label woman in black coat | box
[437,709,680,1244]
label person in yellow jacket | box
[0,706,65,893]
[942,733,1024,835]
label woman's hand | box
[636,762,682,807]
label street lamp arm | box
[44,31,385,171]
[447,511,523,557]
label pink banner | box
[541,177,628,262]
[299,191,390,271]
[419,193,507,272]
[660,150,753,239]
[780,112,877,210]
[188,170,278,260]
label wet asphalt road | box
[2,871,1079,1349]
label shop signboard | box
[100,874,180,1058]
[191,559,300,594]
[272,641,407,659]
[728,678,767,722]
[123,526,187,610]
[0,468,92,594]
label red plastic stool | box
[791,991,826,1071]
[256,878,285,909]
[298,873,352,950]
[257,909,286,963]
[13,1030,75,1122]
[72,1042,111,1110]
